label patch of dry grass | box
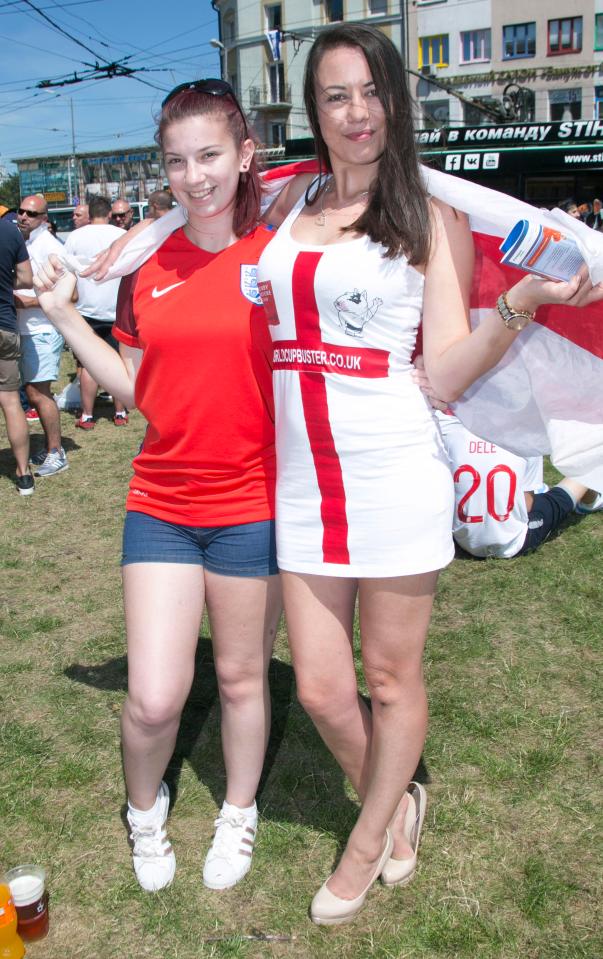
[1,356,601,958]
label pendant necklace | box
[316,181,370,227]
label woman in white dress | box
[70,26,602,923]
[258,23,603,925]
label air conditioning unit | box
[421,65,435,77]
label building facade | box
[409,0,603,202]
[212,0,405,151]
[14,145,166,208]
[14,2,603,207]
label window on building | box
[270,122,286,146]
[595,87,603,119]
[421,99,449,128]
[595,14,603,50]
[418,35,449,69]
[268,62,286,103]
[224,17,235,43]
[502,22,536,59]
[325,0,343,22]
[464,102,493,126]
[265,4,281,31]
[548,17,582,55]
[460,29,491,63]
[369,0,387,15]
[549,88,581,121]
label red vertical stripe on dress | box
[291,252,350,564]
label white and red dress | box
[258,190,455,577]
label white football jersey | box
[437,412,543,558]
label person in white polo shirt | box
[64,195,127,428]
[14,195,68,478]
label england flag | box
[98,159,603,491]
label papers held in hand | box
[500,219,586,282]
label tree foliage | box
[0,173,21,210]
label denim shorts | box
[19,329,64,384]
[122,510,278,577]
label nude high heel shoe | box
[380,781,427,887]
[310,830,394,925]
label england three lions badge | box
[240,264,263,305]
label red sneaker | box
[25,408,39,423]
[75,415,96,430]
[113,412,128,426]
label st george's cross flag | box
[91,159,603,492]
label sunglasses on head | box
[18,208,44,218]
[161,78,248,134]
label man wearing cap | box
[111,198,133,231]
[0,215,34,493]
[14,194,68,477]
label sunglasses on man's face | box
[161,78,248,134]
[18,208,44,218]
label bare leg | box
[121,562,205,810]
[326,572,437,899]
[0,390,30,475]
[205,571,281,807]
[79,367,98,419]
[25,381,61,450]
[282,572,373,798]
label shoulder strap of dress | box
[280,175,327,230]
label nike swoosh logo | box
[151,281,186,298]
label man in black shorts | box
[63,195,128,428]
[0,217,34,494]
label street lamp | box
[210,38,227,81]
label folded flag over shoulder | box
[100,159,603,491]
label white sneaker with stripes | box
[203,802,257,890]
[127,781,176,892]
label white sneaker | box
[575,491,603,514]
[127,782,176,892]
[202,803,257,890]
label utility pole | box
[69,98,78,204]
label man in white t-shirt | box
[14,195,68,478]
[64,195,126,428]
[437,411,602,558]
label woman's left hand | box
[507,267,603,315]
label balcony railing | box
[249,84,292,108]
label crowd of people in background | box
[562,196,603,229]
[0,188,178,487]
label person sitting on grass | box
[435,408,602,559]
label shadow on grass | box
[65,639,359,841]
[0,435,82,478]
[65,636,431,852]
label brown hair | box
[156,89,262,237]
[303,24,431,264]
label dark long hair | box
[155,89,262,237]
[303,24,431,264]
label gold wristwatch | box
[496,291,536,331]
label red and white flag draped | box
[98,159,603,491]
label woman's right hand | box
[33,255,77,317]
[80,217,152,280]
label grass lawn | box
[1,355,601,959]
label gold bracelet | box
[496,291,536,332]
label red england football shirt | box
[113,225,276,526]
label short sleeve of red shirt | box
[113,270,142,348]
[113,226,276,527]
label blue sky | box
[0,0,221,172]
